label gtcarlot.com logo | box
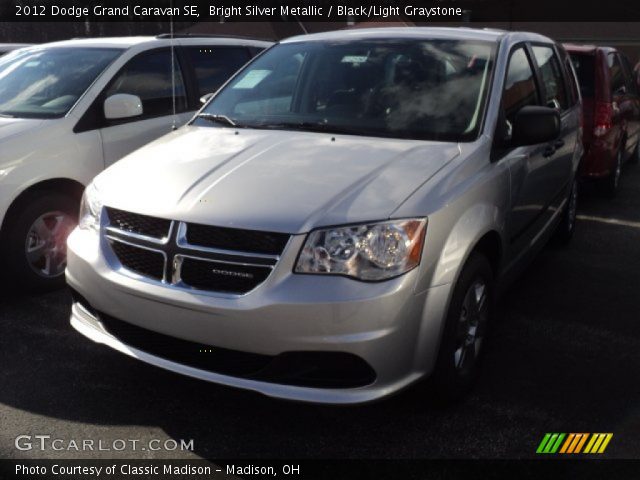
[536,433,613,454]
[15,435,194,452]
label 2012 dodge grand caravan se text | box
[66,28,583,404]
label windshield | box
[0,48,28,66]
[196,39,496,141]
[0,47,123,119]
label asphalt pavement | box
[1,163,640,461]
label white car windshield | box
[197,38,496,142]
[0,47,122,119]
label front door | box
[499,45,553,257]
[530,44,577,210]
[99,48,193,168]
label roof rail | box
[156,33,272,42]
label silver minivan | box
[66,28,582,404]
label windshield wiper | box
[250,122,387,137]
[252,121,363,136]
[196,113,239,127]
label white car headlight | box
[78,183,103,231]
[295,219,427,281]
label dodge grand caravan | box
[67,28,582,403]
[0,35,270,290]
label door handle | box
[553,139,565,149]
[543,146,556,157]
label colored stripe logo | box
[536,433,613,454]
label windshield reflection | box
[197,39,496,142]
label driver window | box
[105,50,187,120]
[503,47,539,132]
[532,46,568,110]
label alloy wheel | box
[454,279,489,375]
[613,150,622,190]
[24,211,75,278]
[567,181,578,232]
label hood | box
[97,126,459,234]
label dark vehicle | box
[565,44,640,195]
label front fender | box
[0,124,102,230]
[411,204,506,375]
[431,203,504,288]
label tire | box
[629,142,640,165]
[553,179,578,245]
[0,192,78,292]
[603,148,623,197]
[431,253,494,403]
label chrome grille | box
[186,222,289,255]
[104,208,288,294]
[109,240,165,281]
[105,207,171,239]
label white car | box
[0,35,271,289]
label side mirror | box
[104,93,143,120]
[200,92,214,105]
[511,106,560,147]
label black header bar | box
[1,0,640,22]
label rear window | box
[569,53,595,98]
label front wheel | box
[431,253,494,403]
[554,179,578,245]
[603,148,623,197]
[629,141,640,165]
[0,192,78,291]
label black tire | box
[0,192,78,292]
[553,179,578,245]
[629,142,640,165]
[603,148,623,197]
[431,253,494,403]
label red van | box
[565,45,640,195]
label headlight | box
[78,183,103,231]
[295,219,427,281]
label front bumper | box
[66,227,451,404]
